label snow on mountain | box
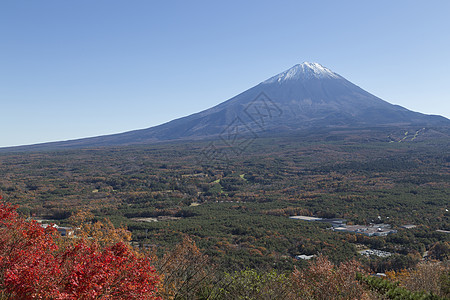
[4,62,449,150]
[263,62,341,83]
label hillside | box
[3,62,449,151]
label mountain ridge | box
[2,62,449,151]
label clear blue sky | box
[1,1,449,147]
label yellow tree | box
[67,210,131,247]
[153,236,213,299]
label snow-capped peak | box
[263,62,341,84]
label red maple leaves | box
[0,201,160,299]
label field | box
[1,126,449,272]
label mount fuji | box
[5,62,450,149]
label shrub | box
[0,199,160,299]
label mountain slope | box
[4,63,449,150]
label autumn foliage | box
[0,200,160,299]
[1,193,448,299]
[291,255,367,300]
[154,236,214,299]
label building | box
[55,226,74,237]
[289,216,347,227]
[40,223,74,237]
[333,224,397,236]
[290,216,396,236]
[401,224,417,229]
[295,254,316,260]
[318,218,347,227]
[289,216,323,221]
[359,249,392,257]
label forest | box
[0,126,449,298]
